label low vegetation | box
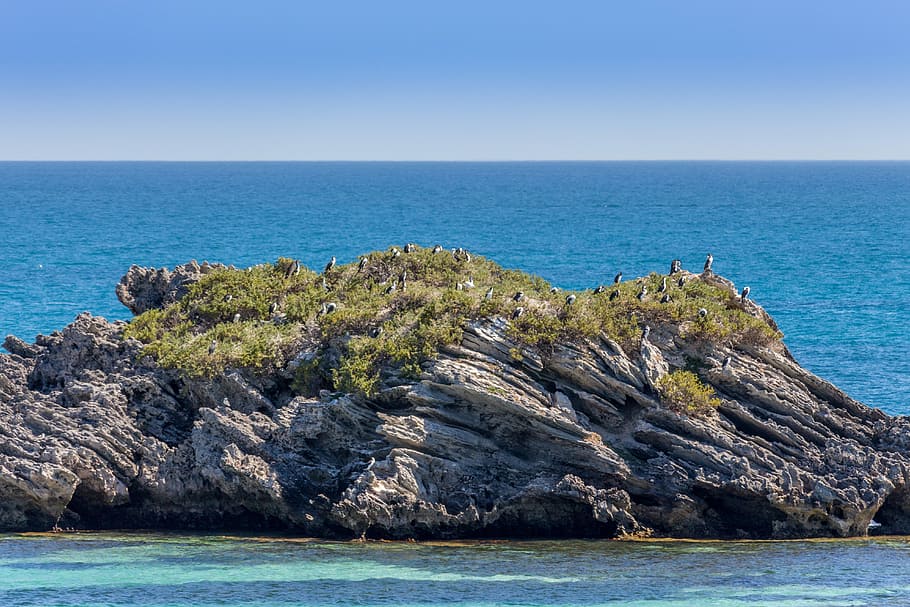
[123,245,782,396]
[656,369,722,415]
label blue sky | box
[1,1,908,159]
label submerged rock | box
[0,251,907,539]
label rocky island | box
[1,245,908,540]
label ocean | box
[1,161,906,413]
[2,533,909,607]
[1,162,908,604]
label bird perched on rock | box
[703,254,713,272]
[613,272,623,284]
[698,308,708,318]
[642,325,651,341]
[324,256,336,273]
[485,286,494,300]
[722,356,732,371]
[741,286,751,301]
[670,259,682,275]
[565,294,577,305]
[511,306,525,319]
[512,291,524,302]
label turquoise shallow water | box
[2,533,910,606]
[0,161,907,412]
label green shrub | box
[656,370,721,415]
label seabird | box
[324,256,336,273]
[233,313,241,323]
[657,277,667,293]
[208,340,217,355]
[722,356,731,371]
[358,256,368,272]
[391,247,401,258]
[432,244,443,254]
[609,290,619,301]
[550,286,561,294]
[404,243,415,253]
[321,302,337,314]
[322,276,328,291]
[660,293,671,304]
[565,294,577,305]
[512,291,524,302]
[284,260,299,279]
[456,282,464,291]
[485,286,494,300]
[670,259,682,275]
[741,286,750,301]
[464,277,475,289]
[268,302,278,316]
[642,325,651,341]
[637,285,648,301]
[369,326,383,338]
[703,253,713,272]
[594,285,606,294]
[613,272,623,284]
[464,251,471,262]
[698,308,708,318]
[511,306,525,319]
[677,276,686,288]
[384,282,397,295]
[223,294,233,303]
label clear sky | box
[2,1,908,160]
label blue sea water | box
[0,161,908,415]
[2,533,910,607]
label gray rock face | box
[1,266,909,539]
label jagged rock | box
[0,260,908,540]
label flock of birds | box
[207,246,752,355]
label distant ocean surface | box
[3,533,910,607]
[0,161,907,414]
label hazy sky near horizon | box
[2,1,909,160]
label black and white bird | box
[223,294,233,303]
[358,256,368,272]
[550,286,561,294]
[399,270,408,291]
[485,286,494,300]
[698,307,708,318]
[594,285,606,294]
[670,259,682,275]
[268,302,278,316]
[404,243,415,253]
[208,339,217,355]
[284,259,300,279]
[637,285,648,301]
[233,313,241,323]
[642,325,651,341]
[657,276,668,293]
[432,244,443,254]
[321,302,337,314]
[677,276,686,288]
[511,306,525,319]
[512,291,524,302]
[464,276,475,289]
[391,247,401,258]
[741,286,751,301]
[703,253,713,272]
[384,282,397,295]
[324,256,336,273]
[609,290,619,301]
[322,276,329,292]
[613,272,623,284]
[369,326,383,338]
[722,356,732,371]
[565,294,577,305]
[660,293,671,304]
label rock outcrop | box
[1,257,908,540]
